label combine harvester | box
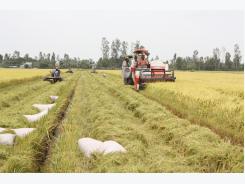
[122,48,176,91]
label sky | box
[0,1,243,61]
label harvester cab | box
[122,48,176,91]
[43,62,63,83]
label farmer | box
[52,63,61,78]
[122,57,130,68]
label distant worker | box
[51,62,61,78]
[122,57,130,68]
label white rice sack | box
[32,103,55,112]
[0,127,6,133]
[24,110,48,123]
[78,138,126,157]
[102,140,127,154]
[11,128,36,138]
[0,134,16,145]
[78,138,104,157]
[50,96,59,102]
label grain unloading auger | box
[122,48,176,91]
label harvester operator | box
[138,54,149,68]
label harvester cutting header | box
[122,48,176,91]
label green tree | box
[233,44,242,70]
[225,52,232,70]
[51,52,56,67]
[63,53,70,68]
[172,53,177,68]
[4,53,10,61]
[176,57,183,70]
[135,40,140,49]
[213,48,220,70]
[115,39,121,58]
[193,50,199,70]
[199,56,204,70]
[39,52,44,61]
[205,56,215,70]
[111,41,117,59]
[101,37,110,59]
[0,54,3,62]
[120,41,128,57]
[46,53,51,62]
[13,50,20,59]
[24,53,29,61]
[111,39,121,59]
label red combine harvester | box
[122,48,176,91]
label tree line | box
[0,39,242,71]
[171,44,243,71]
[98,37,243,71]
[0,51,94,69]
[97,37,147,69]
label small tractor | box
[122,48,176,91]
[44,63,63,83]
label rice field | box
[0,69,243,172]
[0,69,51,89]
[0,69,79,171]
[104,70,244,144]
[0,68,50,81]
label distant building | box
[20,62,32,68]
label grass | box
[43,71,243,173]
[103,70,244,145]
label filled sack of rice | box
[24,110,48,123]
[11,128,36,138]
[78,138,126,157]
[78,137,104,157]
[50,96,59,102]
[32,104,55,112]
[0,134,16,145]
[101,140,127,154]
